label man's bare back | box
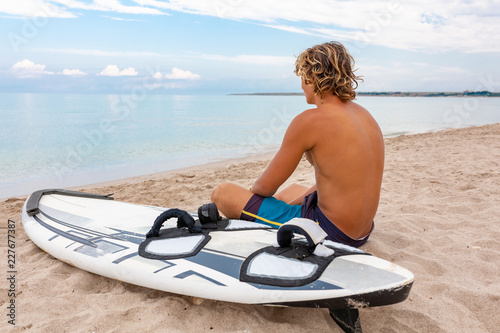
[300,94,384,238]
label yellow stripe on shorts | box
[241,210,283,227]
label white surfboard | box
[22,189,414,310]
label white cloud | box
[2,1,499,53]
[102,15,145,21]
[62,68,87,76]
[260,24,319,37]
[11,59,54,77]
[164,67,200,80]
[118,67,138,76]
[133,0,500,54]
[191,53,295,66]
[52,0,166,15]
[0,0,167,18]
[152,71,163,80]
[0,0,75,18]
[98,65,138,76]
[39,48,165,58]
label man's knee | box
[211,182,230,204]
[210,182,252,219]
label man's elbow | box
[252,180,275,197]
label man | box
[211,41,384,247]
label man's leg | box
[275,184,309,204]
[211,182,253,219]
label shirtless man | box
[210,41,384,247]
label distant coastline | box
[230,91,500,97]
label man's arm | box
[251,112,314,197]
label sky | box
[1,0,499,94]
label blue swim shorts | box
[240,191,372,248]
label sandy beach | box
[1,123,499,332]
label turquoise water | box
[1,93,499,198]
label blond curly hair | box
[294,41,362,102]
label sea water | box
[1,92,499,198]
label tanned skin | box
[211,80,384,239]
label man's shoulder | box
[297,104,346,122]
[299,106,319,115]
[290,107,316,125]
[296,107,324,121]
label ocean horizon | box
[1,92,499,199]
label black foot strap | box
[329,308,362,333]
[198,202,222,228]
[146,208,201,238]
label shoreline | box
[1,122,499,332]
[0,151,277,201]
[1,123,494,201]
[71,151,277,196]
